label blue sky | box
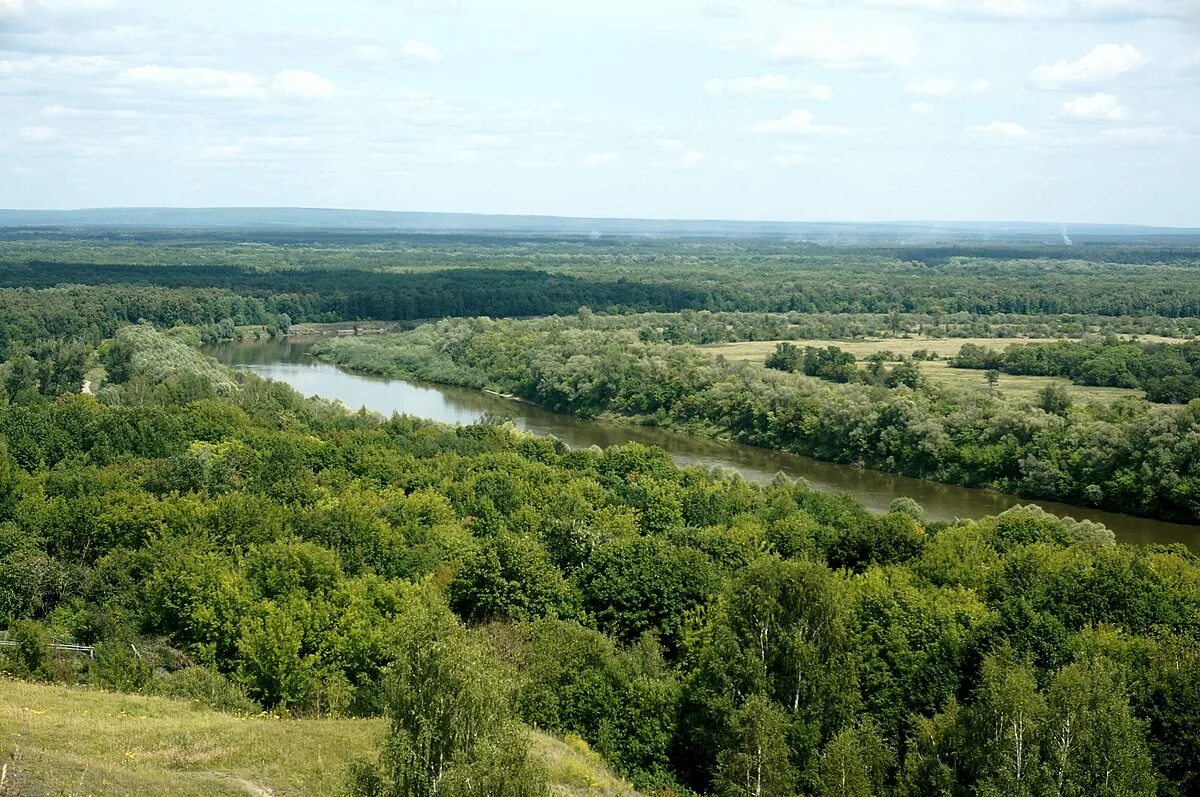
[1,0,1197,225]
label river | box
[207,337,1200,549]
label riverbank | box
[304,323,1200,528]
[206,336,1200,548]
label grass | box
[916,361,1144,403]
[704,336,1028,362]
[0,679,639,797]
[702,337,1147,404]
[703,334,1184,363]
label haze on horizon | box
[1,0,1198,227]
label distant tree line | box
[7,238,1200,319]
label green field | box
[703,337,1149,403]
[702,336,1050,362]
[0,679,636,797]
[704,335,1183,363]
[916,360,1145,402]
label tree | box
[3,353,39,404]
[1042,659,1154,797]
[2,618,56,681]
[0,440,19,523]
[985,369,1001,391]
[236,605,315,710]
[714,695,797,797]
[1037,384,1073,415]
[437,728,549,797]
[888,496,926,523]
[816,722,892,797]
[971,653,1044,797]
[449,533,581,623]
[579,536,719,650]
[765,342,802,373]
[349,601,542,797]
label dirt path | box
[206,771,275,797]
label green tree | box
[236,605,315,710]
[350,601,539,797]
[714,695,797,797]
[1038,384,1073,415]
[438,727,549,797]
[2,618,56,681]
[449,533,581,623]
[972,653,1044,797]
[816,722,892,797]
[1042,659,1154,797]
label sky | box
[1,0,1198,226]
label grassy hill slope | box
[0,679,637,797]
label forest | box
[1,324,1198,797]
[1,231,1200,797]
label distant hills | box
[0,207,1196,243]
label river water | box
[207,337,1200,549]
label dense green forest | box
[310,316,1200,523]
[2,231,1200,796]
[6,235,1200,318]
[2,325,1198,797]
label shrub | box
[149,665,262,714]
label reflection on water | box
[207,337,1200,550]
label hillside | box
[0,679,638,797]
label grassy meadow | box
[0,679,637,797]
[703,337,1150,403]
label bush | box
[149,665,262,714]
[1,618,56,680]
[90,640,152,692]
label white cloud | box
[580,151,619,167]
[121,65,265,99]
[768,25,918,70]
[703,74,833,100]
[2,54,117,77]
[17,125,61,142]
[908,100,934,114]
[679,149,706,167]
[749,108,846,135]
[858,0,1194,21]
[967,120,1033,139]
[1031,43,1146,89]
[904,77,957,96]
[401,40,444,64]
[352,44,391,65]
[40,104,140,119]
[0,0,113,16]
[1061,92,1128,121]
[968,78,992,95]
[656,138,686,151]
[273,69,339,100]
[198,143,251,160]
[1100,125,1190,144]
